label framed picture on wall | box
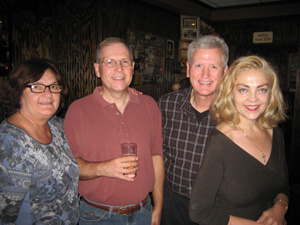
[166,39,174,59]
[180,15,200,41]
[0,13,12,76]
[127,29,165,86]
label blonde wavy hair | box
[210,55,286,128]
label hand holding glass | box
[121,142,137,178]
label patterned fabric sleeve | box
[0,131,33,223]
[0,118,80,224]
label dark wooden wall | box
[213,16,300,75]
[2,1,299,116]
[0,0,180,118]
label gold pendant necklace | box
[237,125,267,163]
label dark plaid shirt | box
[158,87,217,197]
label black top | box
[189,127,289,225]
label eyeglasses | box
[99,59,132,68]
[26,84,62,93]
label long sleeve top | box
[189,127,289,225]
[158,87,216,197]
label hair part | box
[210,55,286,128]
[187,35,229,67]
[95,37,134,63]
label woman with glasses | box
[0,59,79,224]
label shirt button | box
[121,122,124,125]
[116,112,119,116]
[110,105,114,108]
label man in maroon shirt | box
[64,37,164,225]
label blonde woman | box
[190,56,289,225]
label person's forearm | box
[75,156,139,182]
[75,157,103,180]
[228,215,257,225]
[273,193,289,214]
[152,155,165,214]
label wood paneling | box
[53,0,100,108]
[213,16,300,46]
[0,0,179,120]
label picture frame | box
[166,39,174,59]
[180,15,200,41]
[127,29,165,86]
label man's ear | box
[131,61,135,74]
[186,62,190,78]
[94,63,101,78]
[223,65,228,75]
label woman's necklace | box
[237,125,267,163]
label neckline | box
[214,128,274,166]
[5,119,53,145]
[236,125,267,164]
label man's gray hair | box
[187,35,229,67]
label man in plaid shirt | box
[158,35,229,225]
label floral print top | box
[0,116,80,225]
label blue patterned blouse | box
[0,116,80,224]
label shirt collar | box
[93,86,139,109]
[180,86,193,112]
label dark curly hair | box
[0,58,68,117]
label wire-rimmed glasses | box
[99,59,132,68]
